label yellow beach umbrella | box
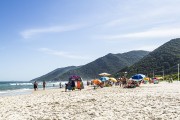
[109,77,117,83]
[144,77,150,81]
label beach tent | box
[132,74,145,81]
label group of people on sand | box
[33,81,46,91]
[117,77,127,87]
[118,77,141,88]
[33,79,84,92]
[91,76,141,89]
[33,76,141,91]
[65,80,84,92]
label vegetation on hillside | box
[31,66,79,81]
[32,38,180,82]
[118,38,180,78]
[31,50,149,81]
[58,50,149,81]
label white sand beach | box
[0,81,180,120]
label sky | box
[1,0,180,81]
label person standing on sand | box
[59,82,62,88]
[71,80,75,91]
[87,80,90,86]
[121,77,127,87]
[34,81,38,91]
[43,81,46,90]
[77,80,81,90]
[65,83,68,92]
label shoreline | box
[0,81,180,119]
[0,81,88,97]
[0,86,64,97]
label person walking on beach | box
[43,81,46,90]
[34,81,38,91]
[59,82,62,88]
[71,80,75,91]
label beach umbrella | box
[144,77,150,80]
[99,72,111,76]
[100,77,109,82]
[132,74,145,81]
[109,77,117,83]
[92,79,101,85]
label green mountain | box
[58,50,149,81]
[120,38,180,78]
[31,66,79,81]
[31,50,149,81]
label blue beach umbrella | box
[131,74,145,81]
[100,77,109,82]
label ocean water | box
[0,81,67,96]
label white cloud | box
[105,6,179,28]
[105,13,159,27]
[20,24,85,39]
[96,28,180,40]
[38,48,90,60]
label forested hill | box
[58,50,149,81]
[31,66,80,82]
[120,38,180,77]
[31,50,149,81]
